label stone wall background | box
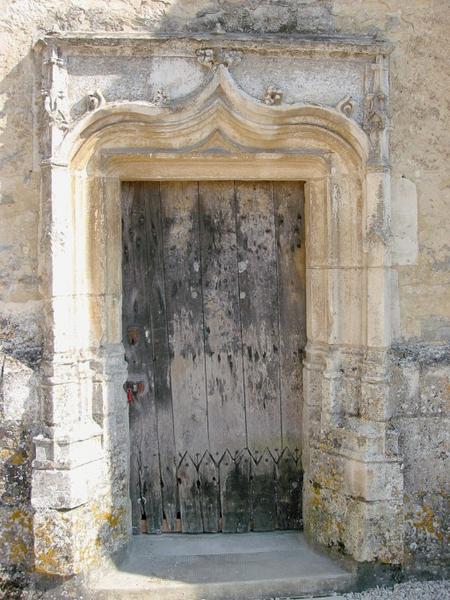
[0,0,449,589]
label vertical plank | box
[273,182,305,529]
[176,453,202,533]
[199,452,220,532]
[235,181,282,453]
[143,182,178,532]
[235,181,282,532]
[251,449,277,531]
[122,183,141,532]
[274,181,306,450]
[198,182,247,457]
[275,447,303,530]
[220,449,251,533]
[122,182,163,534]
[160,182,208,531]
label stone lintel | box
[34,31,393,59]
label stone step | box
[91,531,355,600]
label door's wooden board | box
[198,182,247,456]
[275,447,303,530]
[122,182,163,533]
[143,182,178,532]
[176,453,203,534]
[160,182,209,530]
[198,452,220,532]
[274,182,306,450]
[250,449,277,531]
[220,449,251,533]
[160,182,209,457]
[235,182,282,454]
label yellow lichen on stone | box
[10,450,27,465]
[413,505,444,541]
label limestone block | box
[302,403,321,451]
[83,177,107,297]
[306,267,328,343]
[302,363,324,408]
[366,266,391,347]
[233,55,364,117]
[343,498,404,563]
[33,427,103,470]
[303,480,346,550]
[105,294,122,344]
[365,171,390,268]
[335,418,386,461]
[305,179,328,267]
[103,178,122,295]
[344,459,403,501]
[308,448,345,493]
[333,353,362,416]
[390,361,420,417]
[360,379,391,421]
[397,416,449,494]
[330,268,364,346]
[0,354,35,423]
[41,380,81,426]
[419,365,450,415]
[328,175,363,268]
[404,491,448,568]
[43,295,77,354]
[34,493,131,576]
[32,457,104,510]
[40,167,76,298]
[391,177,418,266]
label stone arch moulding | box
[32,34,402,577]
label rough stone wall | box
[0,0,449,589]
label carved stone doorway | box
[32,35,402,576]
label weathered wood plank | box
[122,182,163,534]
[198,452,220,532]
[250,449,277,531]
[176,453,203,533]
[160,182,208,530]
[143,182,178,532]
[160,182,209,456]
[274,182,306,449]
[235,182,282,455]
[220,449,251,533]
[275,447,303,530]
[198,182,247,456]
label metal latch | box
[124,381,144,404]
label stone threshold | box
[90,531,355,600]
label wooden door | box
[122,181,306,534]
